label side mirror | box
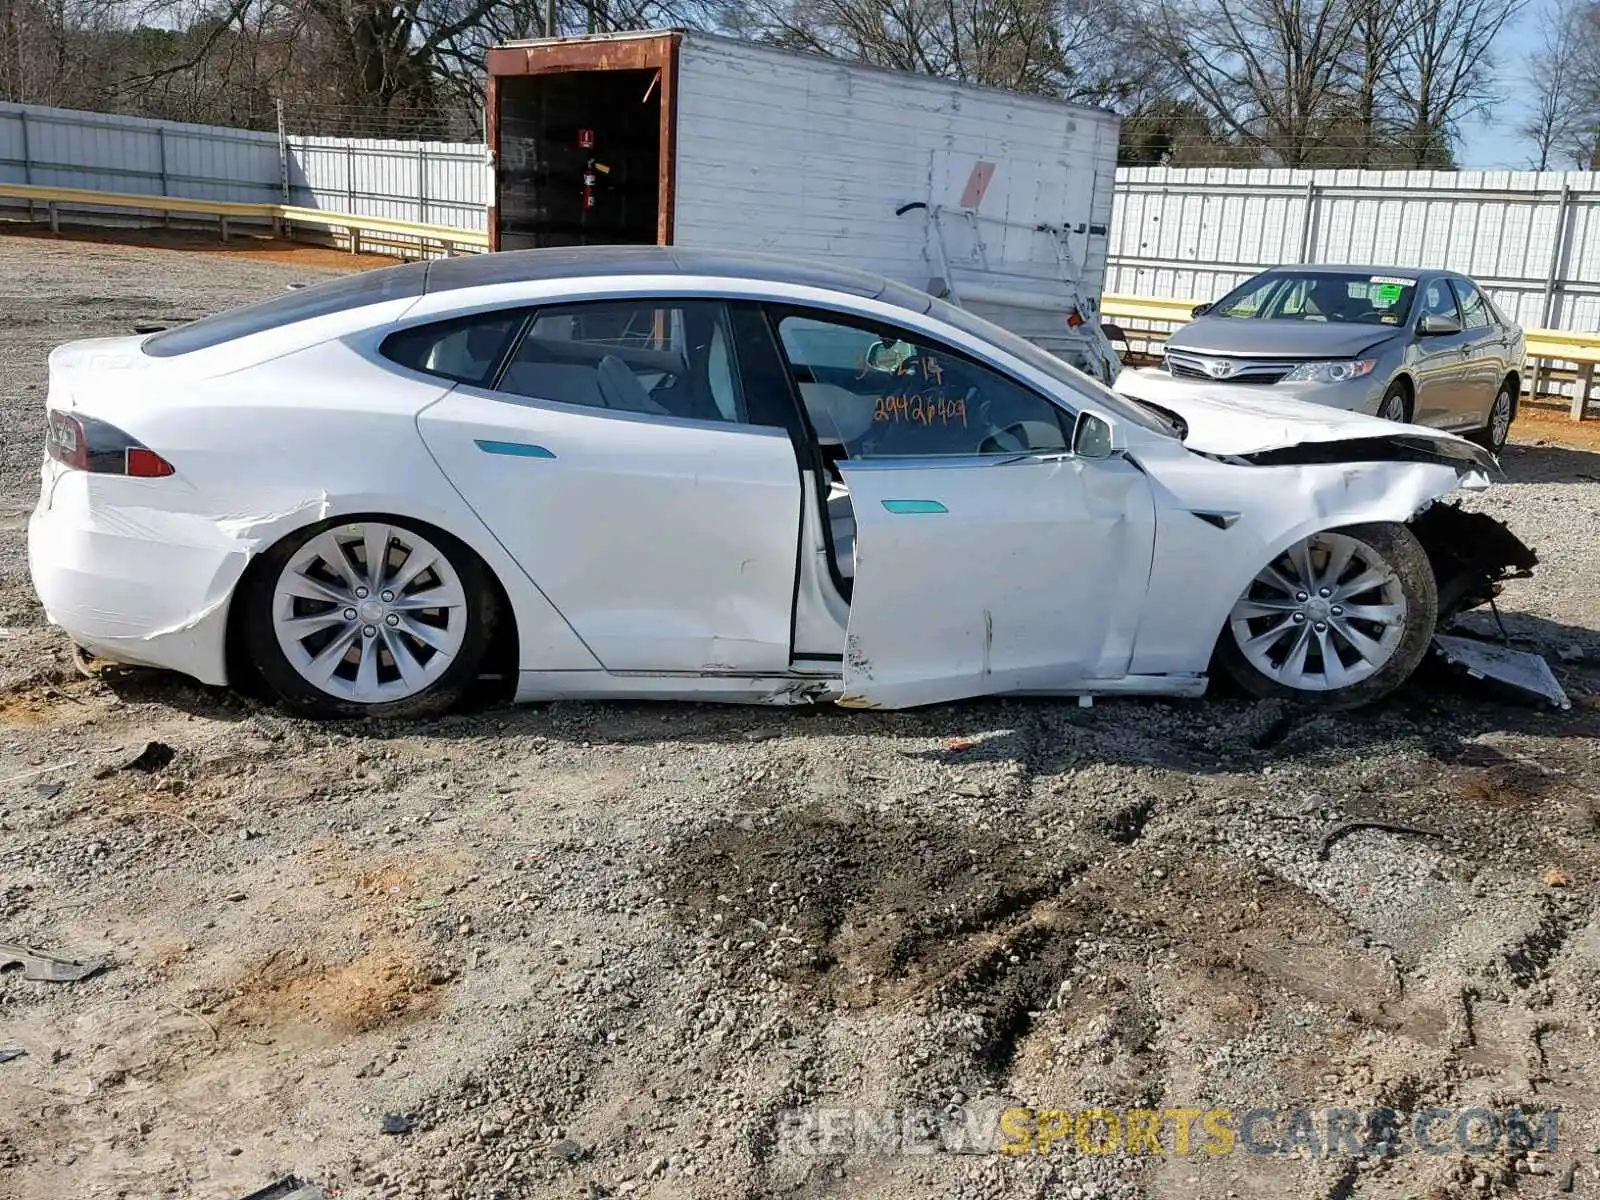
[1073,412,1115,459]
[1190,302,1212,318]
[1418,313,1462,336]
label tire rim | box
[272,523,467,703]
[1229,532,1408,692]
[1380,394,1407,422]
[1491,389,1512,448]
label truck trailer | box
[485,30,1125,379]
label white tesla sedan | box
[29,247,1534,717]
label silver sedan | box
[1162,266,1526,452]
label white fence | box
[0,102,490,237]
[1108,167,1600,335]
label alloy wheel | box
[1379,393,1407,422]
[1228,532,1408,692]
[1491,389,1513,449]
[271,522,468,703]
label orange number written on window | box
[873,391,968,427]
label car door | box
[1409,277,1472,426]
[411,298,804,674]
[1448,278,1509,429]
[768,308,1157,709]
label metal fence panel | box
[1111,166,1600,335]
[0,102,489,246]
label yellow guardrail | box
[0,181,490,254]
[1102,293,1600,420]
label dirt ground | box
[2,236,1600,1200]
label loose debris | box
[235,1178,328,1200]
[1432,634,1572,709]
[92,740,176,778]
[0,941,106,983]
[0,1048,25,1063]
[1316,818,1445,860]
[1544,867,1573,887]
[380,1114,415,1136]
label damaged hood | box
[1113,367,1493,467]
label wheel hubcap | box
[1492,391,1512,446]
[1381,395,1405,422]
[1229,532,1408,692]
[272,523,467,703]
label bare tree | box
[1383,0,1526,166]
[1135,0,1361,166]
[726,0,1150,106]
[1519,2,1583,167]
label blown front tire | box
[243,517,499,718]
[1216,522,1437,708]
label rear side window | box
[496,300,750,424]
[142,263,427,357]
[380,311,527,386]
[1451,280,1493,330]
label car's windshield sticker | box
[1374,283,1405,305]
[1380,313,1400,323]
[1369,275,1417,286]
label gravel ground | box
[2,234,1600,1200]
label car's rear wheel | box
[243,517,499,718]
[1469,380,1516,454]
[1217,522,1436,708]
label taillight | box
[46,411,175,477]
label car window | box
[774,313,1069,459]
[1451,280,1492,331]
[1215,276,1278,319]
[496,300,748,424]
[1417,280,1461,325]
[143,263,428,357]
[380,311,527,386]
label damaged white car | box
[29,248,1535,717]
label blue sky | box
[1457,0,1550,168]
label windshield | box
[924,295,1178,438]
[1209,271,1418,326]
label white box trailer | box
[486,30,1125,379]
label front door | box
[415,297,803,673]
[838,455,1155,707]
[1410,278,1473,426]
[766,306,1156,709]
[1449,278,1509,430]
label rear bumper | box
[28,461,246,686]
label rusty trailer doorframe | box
[485,31,682,252]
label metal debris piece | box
[0,1047,25,1063]
[1432,635,1571,710]
[380,1113,415,1135]
[0,941,107,983]
[35,782,63,801]
[234,1177,328,1200]
[1317,819,1444,861]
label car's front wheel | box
[242,517,499,718]
[1216,522,1437,708]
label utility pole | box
[275,98,290,201]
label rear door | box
[411,298,804,674]
[768,308,1156,709]
[1410,277,1472,426]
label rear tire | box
[1216,522,1437,709]
[1469,379,1516,454]
[242,517,499,719]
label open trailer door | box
[487,33,680,251]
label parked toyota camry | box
[30,247,1533,717]
[1155,265,1525,452]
